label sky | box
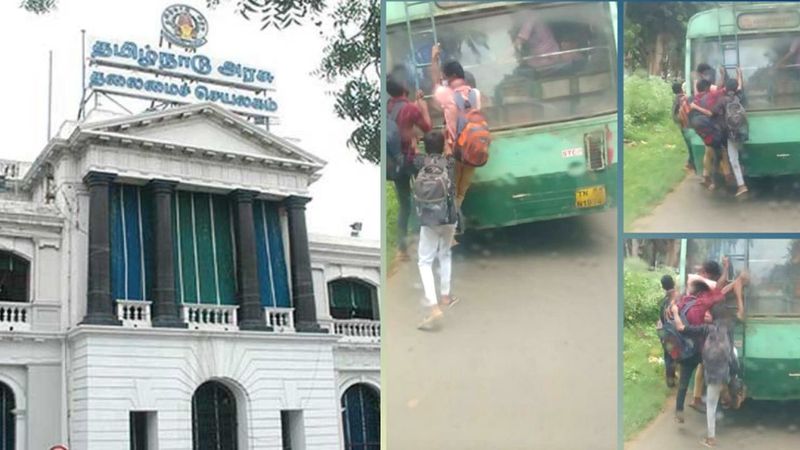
[0,0,379,240]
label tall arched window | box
[0,382,15,450]
[0,251,29,302]
[192,381,238,450]
[341,384,379,450]
[328,279,379,320]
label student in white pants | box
[727,138,748,196]
[418,223,456,310]
[413,131,459,328]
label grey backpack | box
[413,156,451,226]
[725,95,748,141]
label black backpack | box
[386,99,407,181]
[658,295,699,361]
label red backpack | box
[453,89,491,167]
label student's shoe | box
[735,186,749,197]
[701,437,717,448]
[417,306,443,330]
[440,295,460,310]
[674,411,684,424]
[701,176,712,188]
[708,183,716,191]
[689,399,706,413]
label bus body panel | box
[688,111,800,177]
[463,114,617,229]
[743,319,800,400]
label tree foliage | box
[210,0,380,164]
[207,0,326,30]
[624,2,715,78]
[20,0,56,14]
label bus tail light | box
[584,130,607,171]
[606,125,614,164]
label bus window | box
[387,2,617,130]
[692,34,800,110]
[747,239,800,315]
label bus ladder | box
[717,2,740,75]
[403,1,438,92]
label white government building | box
[0,102,380,450]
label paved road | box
[630,175,800,233]
[385,211,618,450]
[627,397,800,450]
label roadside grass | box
[623,73,690,229]
[623,258,674,440]
[623,325,672,440]
[623,124,688,229]
[386,183,398,267]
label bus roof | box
[386,1,578,25]
[687,3,800,39]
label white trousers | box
[417,224,456,307]
[706,383,723,439]
[727,139,745,187]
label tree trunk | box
[648,32,669,77]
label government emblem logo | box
[161,4,209,49]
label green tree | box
[20,0,56,14]
[21,0,380,164]
[624,2,715,78]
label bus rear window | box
[746,239,800,316]
[387,2,617,129]
[692,34,800,111]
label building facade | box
[0,103,379,450]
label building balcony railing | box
[264,307,295,332]
[328,318,381,343]
[183,304,239,331]
[0,301,31,332]
[116,300,152,328]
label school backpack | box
[725,95,749,142]
[673,94,691,129]
[658,295,699,362]
[386,99,408,181]
[413,155,452,226]
[689,110,723,148]
[453,89,491,167]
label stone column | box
[233,190,269,331]
[284,196,324,333]
[149,180,186,328]
[81,171,121,326]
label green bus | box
[680,238,800,401]
[387,1,618,230]
[686,3,800,177]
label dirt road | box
[384,211,618,449]
[627,397,800,450]
[630,175,800,232]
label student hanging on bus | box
[690,79,730,190]
[675,258,730,418]
[715,69,749,197]
[672,81,695,173]
[387,68,433,260]
[430,44,488,217]
[672,302,738,448]
[413,131,460,329]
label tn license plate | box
[575,185,606,208]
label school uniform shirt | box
[685,286,726,326]
[387,96,432,165]
[433,79,482,148]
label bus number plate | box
[576,185,606,208]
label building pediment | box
[79,103,325,169]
